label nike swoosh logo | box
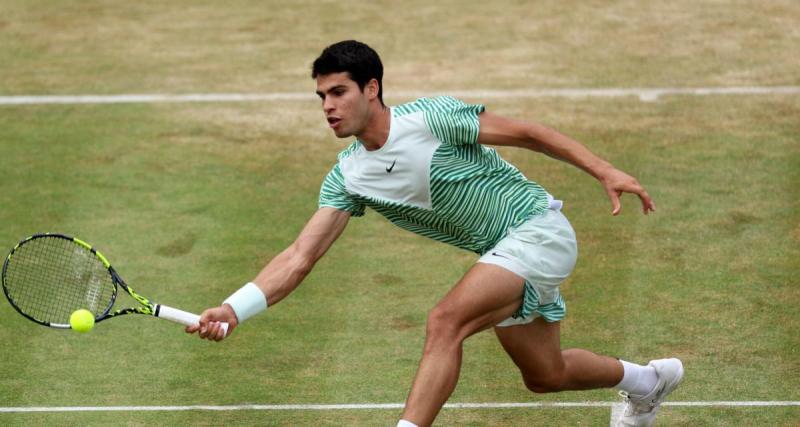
[386,159,397,173]
[491,252,509,259]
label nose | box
[322,96,335,113]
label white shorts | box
[478,205,578,327]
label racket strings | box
[3,236,114,325]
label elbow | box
[524,124,546,152]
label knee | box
[522,371,566,394]
[424,304,463,343]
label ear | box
[366,78,380,100]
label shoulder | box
[393,96,485,117]
[393,97,485,146]
[335,141,362,161]
[321,141,361,183]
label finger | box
[608,189,622,216]
[212,322,226,341]
[199,309,219,336]
[209,321,221,340]
[199,321,210,338]
[185,324,200,334]
[636,189,656,215]
[643,198,656,214]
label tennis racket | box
[2,233,227,335]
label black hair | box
[312,40,384,105]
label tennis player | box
[187,40,683,427]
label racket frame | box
[3,233,224,335]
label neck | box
[356,104,391,151]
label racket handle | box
[156,304,229,337]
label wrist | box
[223,282,268,323]
[220,303,240,327]
[592,161,616,181]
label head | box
[312,40,385,138]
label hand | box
[185,304,239,341]
[599,168,656,216]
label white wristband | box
[223,282,267,323]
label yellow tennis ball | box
[70,309,95,333]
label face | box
[315,72,375,138]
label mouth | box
[327,117,342,129]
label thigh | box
[478,210,577,325]
[494,317,564,377]
[432,262,527,337]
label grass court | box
[1,1,798,425]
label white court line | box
[610,403,625,427]
[1,401,798,413]
[0,86,798,105]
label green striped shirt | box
[319,96,550,254]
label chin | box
[333,128,354,138]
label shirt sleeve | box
[423,96,486,146]
[318,163,366,217]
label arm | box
[252,206,351,306]
[187,207,351,340]
[477,111,656,216]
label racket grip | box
[156,304,229,337]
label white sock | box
[397,420,418,427]
[615,360,659,396]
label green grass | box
[1,1,799,425]
[3,407,800,427]
[1,0,799,94]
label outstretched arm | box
[186,207,351,340]
[251,207,351,306]
[477,112,656,216]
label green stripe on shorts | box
[515,281,567,323]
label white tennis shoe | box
[615,358,684,427]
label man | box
[187,40,683,427]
